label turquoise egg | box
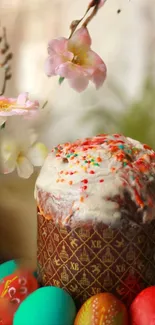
[0,260,17,280]
[13,286,76,325]
[0,260,37,281]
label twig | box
[0,69,7,96]
[41,100,48,109]
[0,26,13,95]
[82,3,99,28]
[69,9,90,38]
[69,0,106,38]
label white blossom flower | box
[0,117,48,178]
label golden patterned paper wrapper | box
[37,208,155,308]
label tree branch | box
[0,26,13,96]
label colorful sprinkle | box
[81,179,88,184]
[82,185,87,191]
[93,163,100,166]
[118,144,124,149]
[89,170,95,174]
[144,144,152,150]
[63,158,68,163]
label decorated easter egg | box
[74,293,129,325]
[0,269,38,311]
[130,286,155,325]
[13,286,76,325]
[0,297,17,325]
[0,260,17,281]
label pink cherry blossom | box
[45,27,107,92]
[0,92,39,125]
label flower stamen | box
[0,101,13,111]
[72,55,81,65]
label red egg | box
[0,297,16,325]
[0,269,38,324]
[130,286,155,325]
[74,293,129,325]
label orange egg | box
[74,293,129,325]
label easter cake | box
[35,134,155,307]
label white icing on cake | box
[35,134,155,227]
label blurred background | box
[1,0,155,147]
[0,0,155,266]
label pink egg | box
[130,286,155,325]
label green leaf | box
[113,311,123,325]
[58,77,65,85]
[1,122,5,129]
